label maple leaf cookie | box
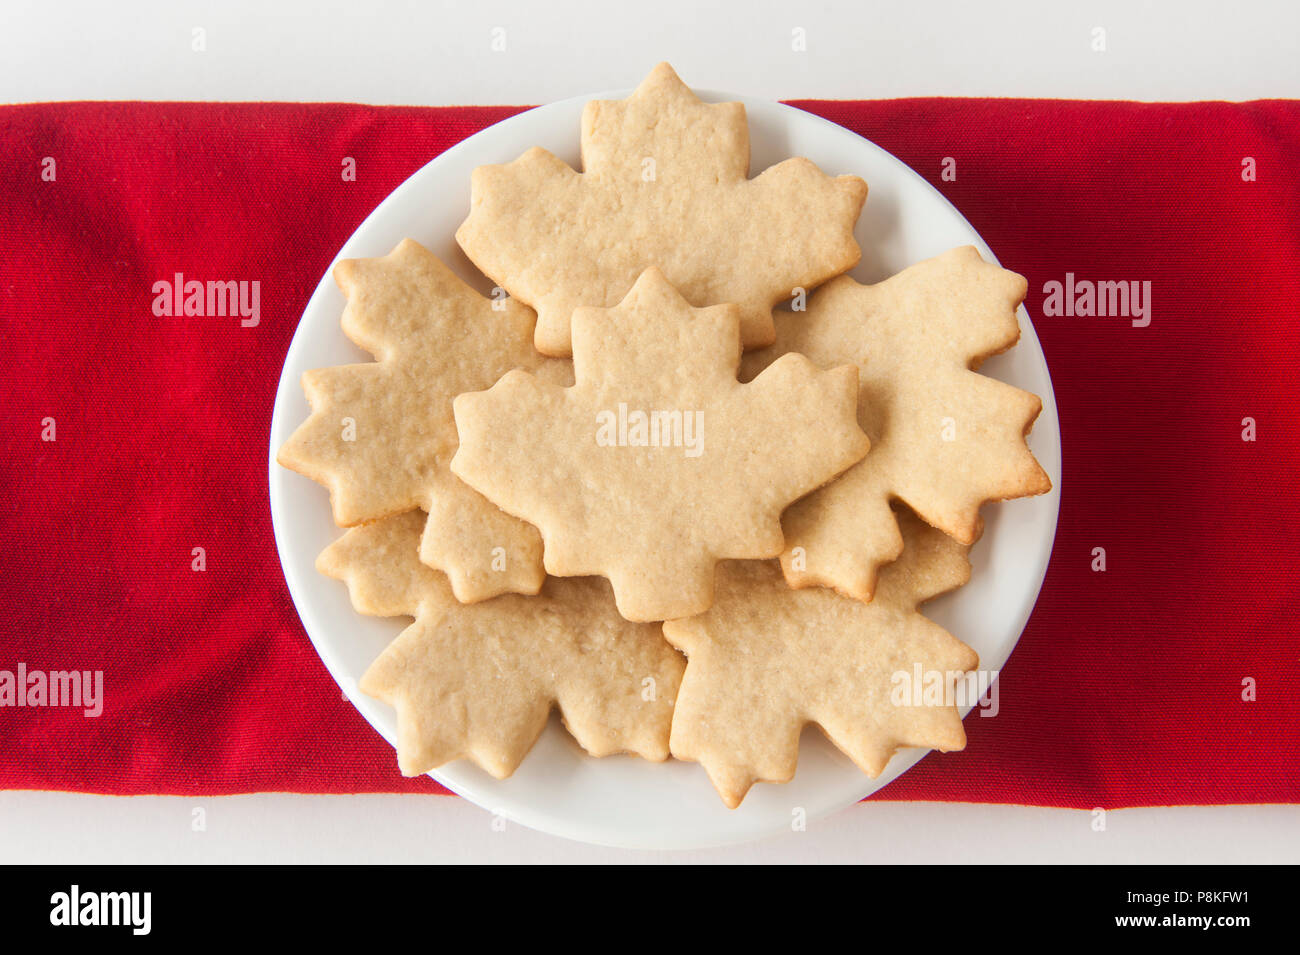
[277,239,571,603]
[450,268,870,622]
[663,507,979,808]
[319,511,684,779]
[456,62,868,357]
[316,509,457,621]
[742,246,1052,601]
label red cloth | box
[1,99,1297,806]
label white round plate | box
[268,87,1062,850]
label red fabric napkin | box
[2,99,1297,806]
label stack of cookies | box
[278,64,1051,808]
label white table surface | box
[3,0,1296,864]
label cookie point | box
[635,264,669,284]
[392,237,425,258]
[620,266,694,313]
[640,61,690,94]
[331,257,356,293]
[627,264,673,295]
[841,172,869,206]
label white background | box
[2,0,1299,104]
[3,0,1297,863]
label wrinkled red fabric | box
[1,99,1297,806]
